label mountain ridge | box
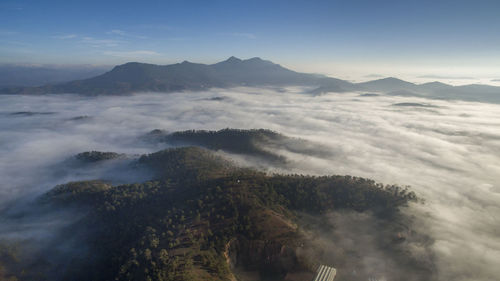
[1,57,499,103]
[1,57,351,95]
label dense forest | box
[0,130,434,281]
[145,128,334,166]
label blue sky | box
[1,0,499,82]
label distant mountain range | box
[0,57,346,95]
[1,57,499,103]
[0,64,110,87]
[355,77,500,103]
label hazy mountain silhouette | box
[0,57,357,95]
[1,57,499,103]
[0,64,110,87]
[350,77,500,103]
[357,77,417,92]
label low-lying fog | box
[0,87,499,280]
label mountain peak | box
[109,62,154,73]
[225,56,242,63]
[420,81,450,87]
[244,57,274,65]
[379,77,408,82]
[246,57,263,61]
[219,56,274,66]
[118,62,147,67]
[363,77,416,86]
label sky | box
[1,0,499,83]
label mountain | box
[143,128,337,166]
[446,84,500,103]
[357,77,418,92]
[353,77,500,103]
[0,57,357,95]
[0,129,435,281]
[0,64,110,87]
[2,57,498,103]
[418,81,453,92]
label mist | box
[296,211,436,281]
[0,87,499,280]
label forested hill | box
[144,128,336,166]
[0,141,436,281]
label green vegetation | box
[153,128,288,163]
[0,145,421,281]
[75,151,125,163]
[137,146,235,181]
[146,129,338,165]
[0,240,51,281]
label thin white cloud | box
[81,36,123,48]
[106,29,148,39]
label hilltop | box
[0,129,436,281]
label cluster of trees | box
[75,151,125,163]
[1,146,418,281]
[159,129,288,163]
[40,147,417,281]
[137,146,234,181]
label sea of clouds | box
[0,87,499,280]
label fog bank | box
[0,87,499,280]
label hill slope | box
[143,128,336,166]
[0,137,435,281]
